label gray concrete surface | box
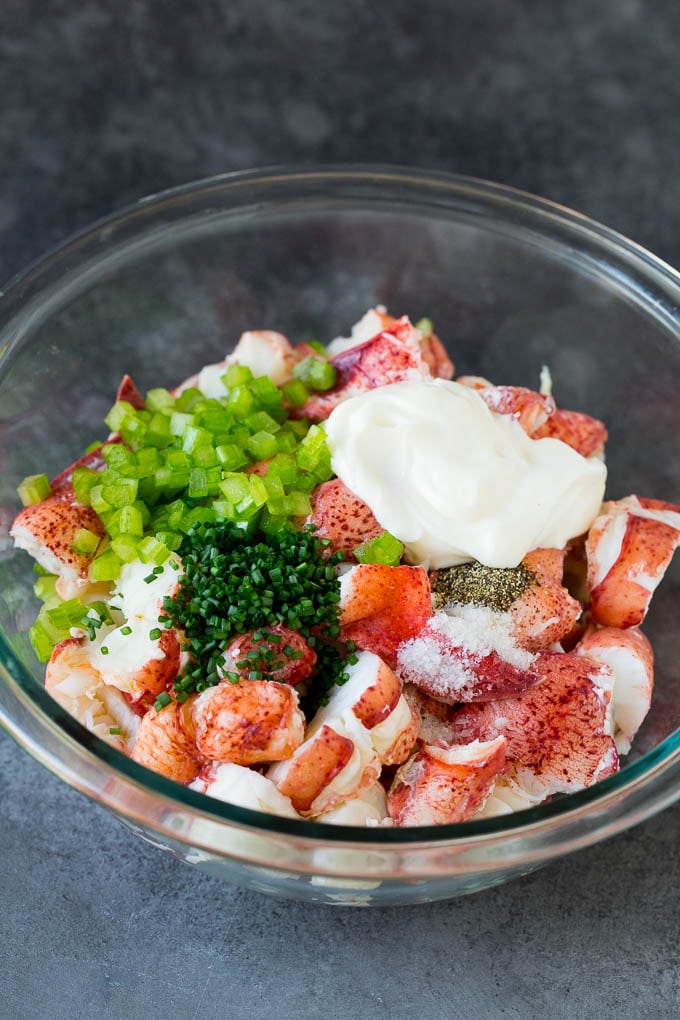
[2,2,680,1017]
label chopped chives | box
[162,522,347,702]
[153,691,172,711]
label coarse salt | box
[396,606,535,699]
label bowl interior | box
[1,170,679,836]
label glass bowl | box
[1,166,680,907]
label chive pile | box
[162,521,355,707]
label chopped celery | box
[281,379,309,405]
[102,477,138,508]
[89,485,113,516]
[245,410,281,434]
[117,504,144,536]
[178,506,215,533]
[104,400,136,433]
[102,445,136,472]
[90,549,122,582]
[181,425,213,454]
[119,415,148,448]
[234,494,261,521]
[248,474,268,508]
[191,445,218,468]
[136,536,171,565]
[275,429,299,453]
[33,574,58,604]
[195,405,231,434]
[17,473,51,507]
[111,534,139,563]
[154,530,182,551]
[354,531,404,567]
[29,621,54,663]
[222,364,253,388]
[174,387,203,412]
[283,491,312,517]
[72,467,100,505]
[212,499,236,521]
[156,464,190,492]
[226,385,255,418]
[246,431,278,461]
[215,444,248,471]
[267,491,312,517]
[169,411,193,436]
[295,424,330,472]
[268,453,298,485]
[259,509,288,534]
[145,388,174,412]
[45,598,88,631]
[187,467,209,499]
[137,477,158,506]
[292,355,337,391]
[146,412,172,448]
[250,376,283,407]
[294,472,318,493]
[263,472,285,500]
[136,447,161,475]
[219,473,251,505]
[71,528,101,555]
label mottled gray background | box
[2,2,680,1018]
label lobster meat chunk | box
[575,625,654,755]
[313,650,418,765]
[268,712,380,817]
[586,495,680,628]
[298,316,439,421]
[339,563,432,668]
[387,736,507,826]
[533,408,608,458]
[192,679,305,766]
[449,651,619,796]
[307,478,383,559]
[456,377,555,434]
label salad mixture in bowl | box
[12,306,678,828]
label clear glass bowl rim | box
[2,164,680,869]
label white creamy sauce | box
[325,379,606,569]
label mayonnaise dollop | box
[324,379,607,569]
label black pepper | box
[430,560,535,612]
